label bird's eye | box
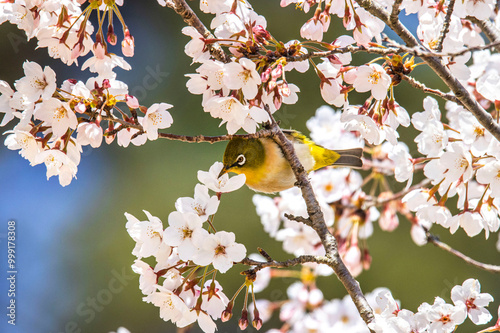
[237,154,246,166]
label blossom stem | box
[426,232,500,274]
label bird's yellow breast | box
[241,138,315,193]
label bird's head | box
[219,137,265,178]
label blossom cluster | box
[0,0,134,67]
[246,274,495,333]
[370,279,494,333]
[174,0,410,137]
[2,61,173,186]
[126,162,247,333]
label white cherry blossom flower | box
[182,26,210,63]
[223,58,261,99]
[142,103,174,140]
[35,98,78,137]
[0,80,17,126]
[477,69,500,102]
[163,211,208,261]
[341,113,382,145]
[197,161,246,193]
[193,231,246,273]
[477,161,500,198]
[388,142,414,183]
[144,286,191,324]
[4,128,40,163]
[33,149,78,186]
[418,297,467,333]
[175,184,220,222]
[447,211,485,237]
[352,64,391,100]
[204,96,247,133]
[125,210,166,258]
[451,278,494,325]
[14,61,56,103]
[252,195,280,237]
[132,259,157,295]
[200,280,229,319]
[76,122,103,148]
[300,18,323,41]
[415,122,448,157]
[412,96,442,131]
[81,43,131,76]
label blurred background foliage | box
[0,1,498,332]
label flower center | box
[215,244,226,255]
[368,71,381,84]
[182,227,193,239]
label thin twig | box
[158,129,273,143]
[240,254,321,274]
[166,0,229,63]
[286,41,500,63]
[427,233,500,274]
[468,16,500,53]
[435,0,456,53]
[354,0,500,142]
[401,75,459,103]
[366,178,432,207]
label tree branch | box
[241,254,321,274]
[354,0,500,143]
[468,16,500,53]
[435,0,456,53]
[166,0,229,63]
[401,75,459,103]
[158,129,273,143]
[262,108,375,327]
[426,233,500,274]
[389,0,403,27]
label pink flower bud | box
[126,94,140,109]
[107,24,117,45]
[252,25,271,44]
[102,79,111,89]
[261,67,272,83]
[122,28,135,57]
[271,64,282,81]
[75,102,87,114]
[239,310,249,330]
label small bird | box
[219,130,363,193]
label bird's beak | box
[218,165,229,178]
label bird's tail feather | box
[333,148,363,168]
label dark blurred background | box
[0,1,499,333]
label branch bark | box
[166,0,229,63]
[355,0,500,143]
[263,109,375,327]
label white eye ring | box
[237,154,246,166]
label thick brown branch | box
[355,0,500,143]
[389,0,403,26]
[263,108,375,327]
[427,233,500,274]
[167,0,229,62]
